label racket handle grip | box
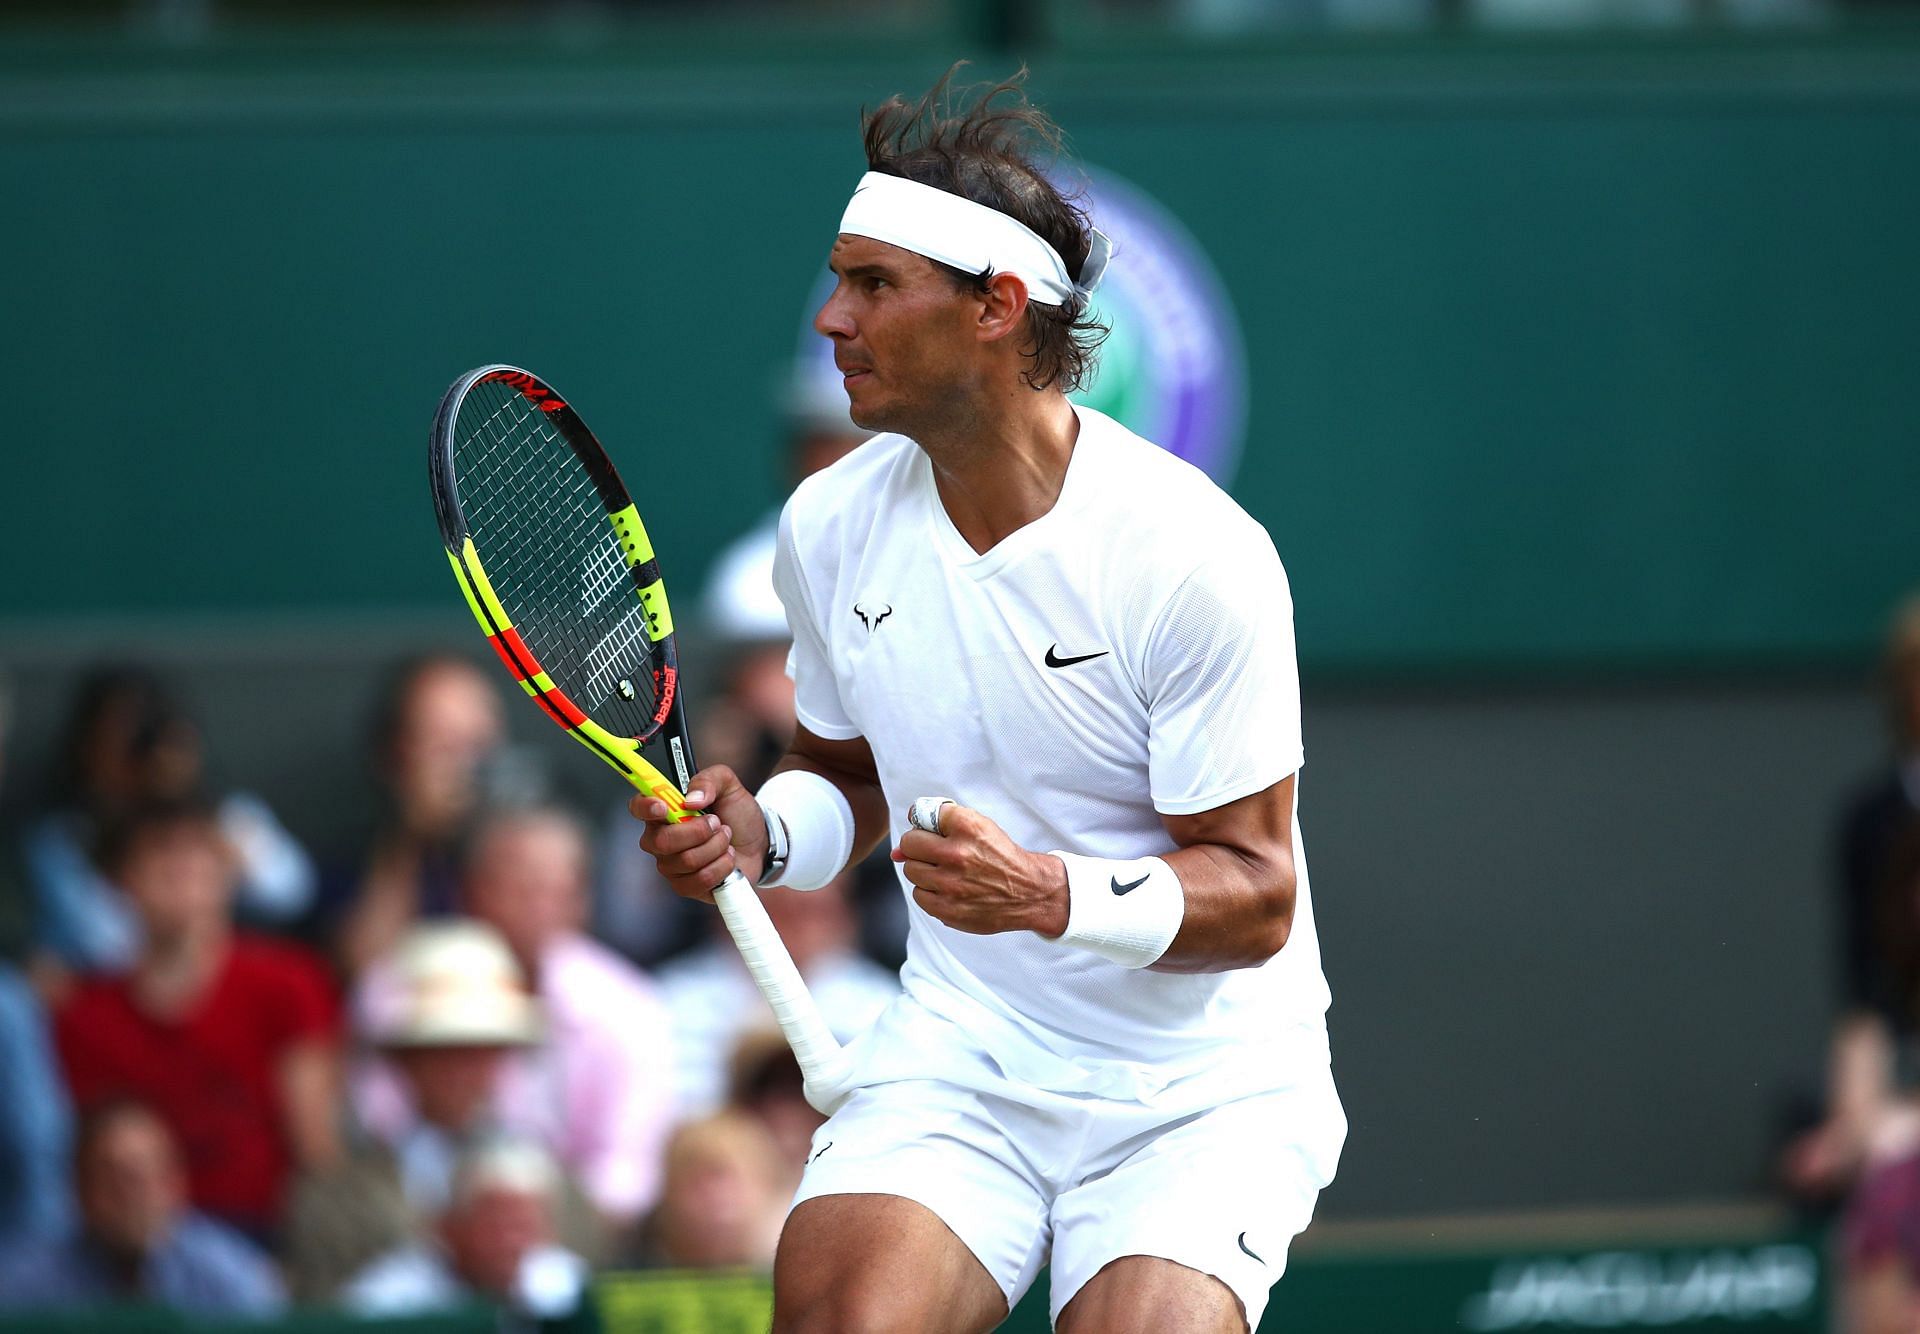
[711,871,856,1116]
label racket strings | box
[452,381,666,738]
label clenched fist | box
[893,801,1068,938]
[630,765,767,901]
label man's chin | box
[845,396,889,434]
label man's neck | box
[917,387,1079,555]
[133,926,231,1018]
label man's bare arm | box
[895,774,1298,975]
[774,725,892,870]
[1150,775,1297,973]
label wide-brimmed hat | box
[362,920,542,1049]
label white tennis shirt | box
[773,406,1333,1108]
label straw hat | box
[362,920,542,1048]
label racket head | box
[428,365,696,815]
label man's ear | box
[975,272,1031,345]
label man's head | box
[74,1101,188,1259]
[815,68,1108,438]
[372,655,505,840]
[363,920,542,1131]
[652,1112,785,1269]
[99,797,235,952]
[726,1028,825,1185]
[1885,593,1920,750]
[439,1139,563,1299]
[55,666,203,814]
[460,807,591,973]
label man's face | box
[78,1109,186,1258]
[394,1045,509,1131]
[119,820,234,946]
[814,235,986,437]
[463,817,588,968]
[442,1186,551,1297]
[388,663,504,835]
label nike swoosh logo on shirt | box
[1238,1232,1265,1265]
[1111,874,1149,895]
[1045,645,1109,668]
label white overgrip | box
[710,869,855,1114]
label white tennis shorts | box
[789,1034,1345,1329]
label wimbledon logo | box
[795,164,1249,488]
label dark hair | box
[73,1097,173,1171]
[48,665,192,806]
[94,793,221,876]
[861,66,1108,393]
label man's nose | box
[814,286,853,339]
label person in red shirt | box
[54,797,341,1241]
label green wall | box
[4,27,1917,671]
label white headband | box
[838,171,1111,307]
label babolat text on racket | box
[428,364,853,1112]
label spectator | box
[655,872,896,1116]
[0,672,73,1243]
[726,1027,825,1198]
[293,919,598,1301]
[52,797,341,1242]
[0,1100,284,1317]
[320,655,519,978]
[633,1112,786,1272]
[339,1137,595,1326]
[0,670,30,962]
[23,665,316,974]
[461,806,677,1228]
[1786,596,1920,1200]
[0,967,70,1242]
[1842,1147,1920,1333]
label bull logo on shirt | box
[853,601,893,634]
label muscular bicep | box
[1151,774,1298,973]
[789,724,880,787]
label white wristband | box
[1048,851,1184,969]
[754,770,855,891]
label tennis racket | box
[428,364,854,1114]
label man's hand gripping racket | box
[428,365,854,1114]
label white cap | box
[361,920,542,1049]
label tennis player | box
[635,71,1344,1334]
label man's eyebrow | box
[829,261,897,279]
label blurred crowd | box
[1778,596,1920,1333]
[0,399,876,1326]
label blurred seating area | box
[0,641,895,1325]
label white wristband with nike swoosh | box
[1047,851,1184,968]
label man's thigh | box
[1057,1256,1244,1334]
[1049,1070,1346,1331]
[774,1193,1007,1334]
[784,1080,1054,1319]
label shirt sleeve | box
[773,500,861,740]
[266,945,341,1047]
[1142,533,1305,816]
